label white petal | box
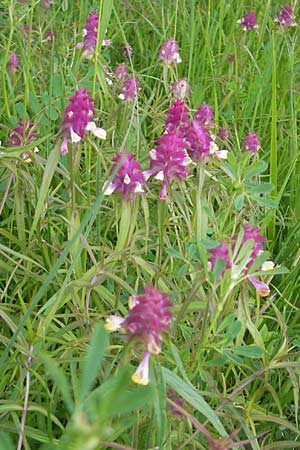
[149,149,157,160]
[103,181,116,195]
[209,141,219,154]
[70,128,81,144]
[215,150,228,159]
[124,174,131,184]
[134,182,144,193]
[155,170,164,181]
[118,93,125,100]
[104,315,125,331]
[85,121,97,131]
[261,261,275,271]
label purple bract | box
[184,120,212,161]
[118,77,140,101]
[238,12,258,30]
[165,99,189,134]
[194,103,214,127]
[159,38,182,64]
[275,6,295,26]
[244,132,260,153]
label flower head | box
[82,11,98,58]
[144,132,190,199]
[218,127,230,141]
[45,30,56,41]
[114,63,127,80]
[122,43,133,58]
[159,38,182,64]
[60,88,106,155]
[7,52,19,73]
[243,132,260,153]
[165,100,189,134]
[118,77,140,101]
[103,152,145,200]
[238,12,258,30]
[275,6,295,27]
[9,120,37,162]
[195,103,214,127]
[171,79,191,99]
[184,120,212,161]
[123,285,172,354]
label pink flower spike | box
[104,152,145,201]
[7,52,19,73]
[184,120,212,161]
[165,99,189,134]
[244,132,260,153]
[124,285,172,354]
[171,79,191,99]
[275,6,295,27]
[118,77,140,101]
[82,11,98,58]
[114,63,127,80]
[132,350,150,385]
[218,127,230,141]
[195,103,214,127]
[238,12,258,30]
[248,277,270,297]
[144,132,190,199]
[159,38,182,64]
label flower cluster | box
[275,6,295,27]
[8,120,38,162]
[82,11,98,58]
[209,225,272,296]
[118,77,140,101]
[114,63,127,80]
[105,285,172,385]
[144,132,190,199]
[164,99,189,133]
[7,52,19,73]
[244,132,260,153]
[159,38,182,64]
[238,12,258,30]
[103,152,145,200]
[195,103,214,127]
[60,88,106,155]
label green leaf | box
[0,431,14,450]
[162,368,227,437]
[246,182,274,194]
[29,142,60,239]
[80,322,108,400]
[231,345,264,358]
[234,193,244,211]
[244,160,268,178]
[41,354,74,414]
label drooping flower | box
[218,127,230,141]
[131,350,150,385]
[118,77,140,101]
[114,63,127,80]
[159,38,182,64]
[103,152,145,200]
[195,103,214,127]
[8,120,38,162]
[237,12,258,30]
[243,132,260,153]
[184,120,212,161]
[165,99,189,134]
[275,6,295,27]
[171,79,191,99]
[60,88,106,155]
[208,225,271,296]
[7,52,19,73]
[144,132,190,199]
[82,11,98,58]
[122,43,133,58]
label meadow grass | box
[0,1,300,449]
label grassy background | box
[0,0,300,448]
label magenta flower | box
[275,6,295,27]
[60,88,106,155]
[82,11,98,58]
[144,132,190,199]
[118,77,140,101]
[244,132,260,153]
[123,285,172,354]
[165,99,189,134]
[218,127,230,141]
[45,30,56,41]
[103,152,145,200]
[114,63,127,80]
[9,120,38,162]
[122,43,133,58]
[184,120,212,161]
[195,103,214,127]
[238,12,258,30]
[208,225,270,296]
[171,79,191,99]
[7,52,19,73]
[159,38,182,64]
